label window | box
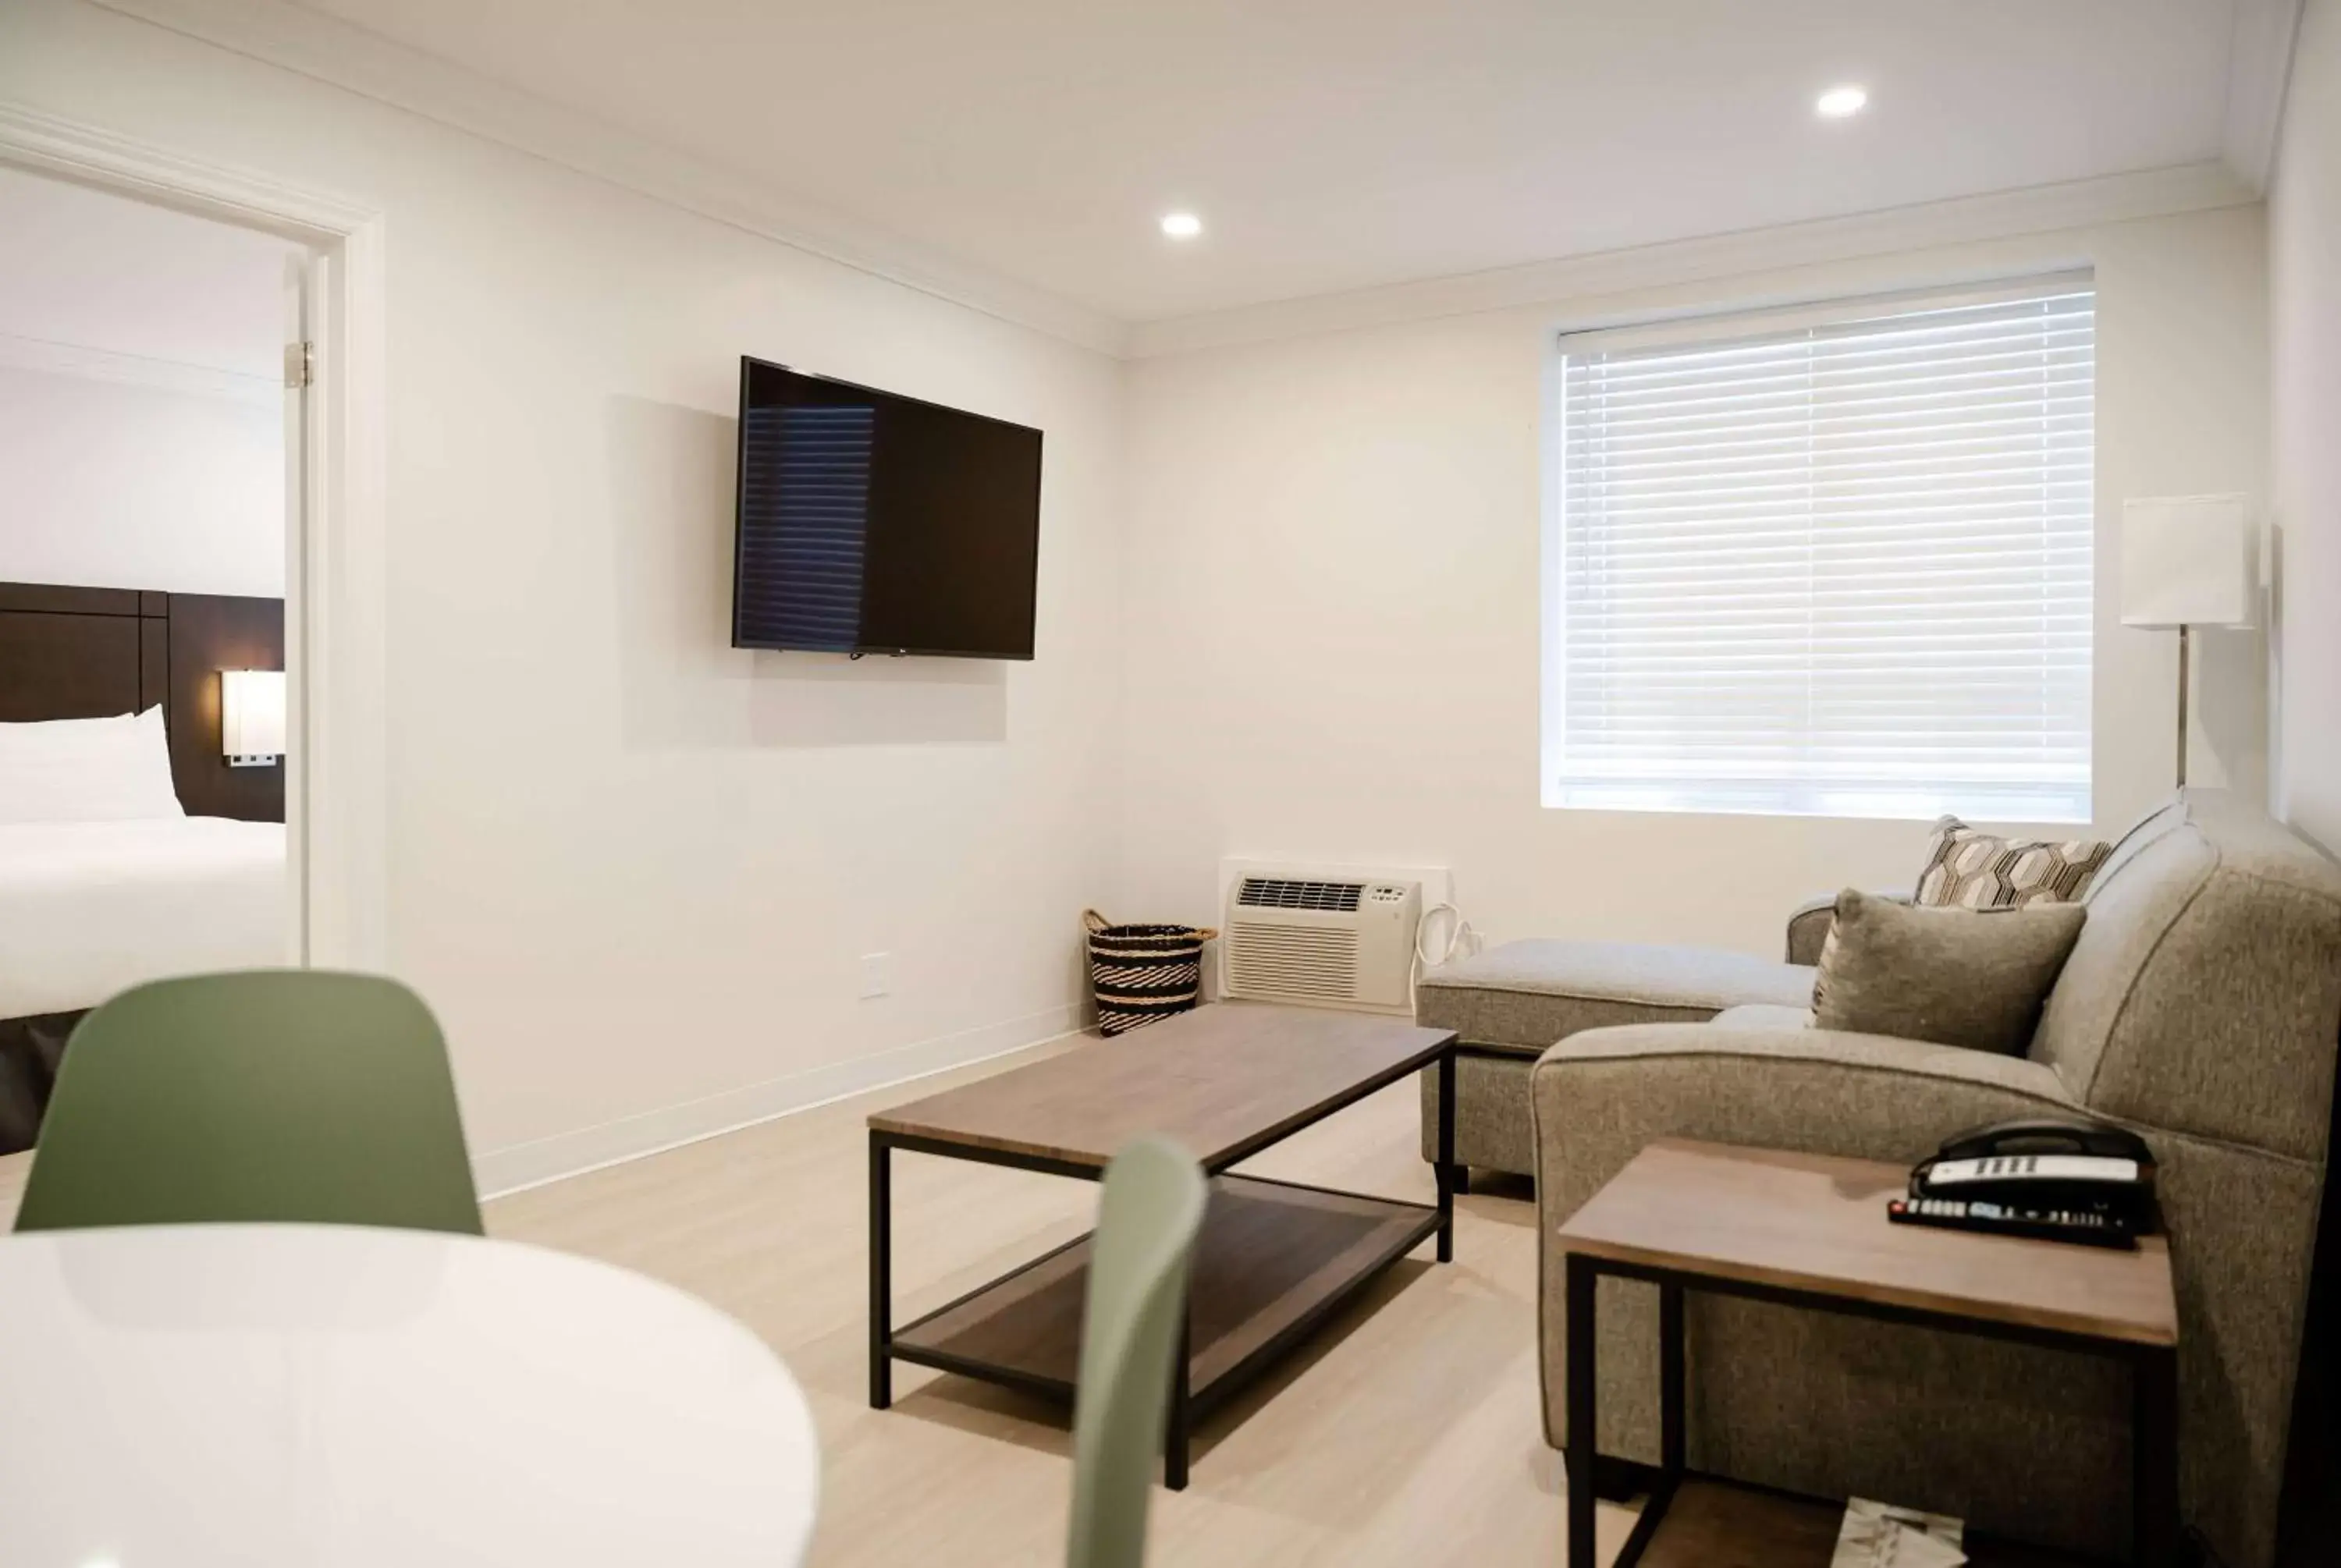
[1547,278,2094,821]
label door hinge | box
[283,340,314,389]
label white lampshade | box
[221,669,286,760]
[2120,494,2256,629]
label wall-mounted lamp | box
[221,669,286,768]
[2119,494,2257,789]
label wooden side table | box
[1554,1139,2181,1567]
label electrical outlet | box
[859,953,893,999]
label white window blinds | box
[1551,281,2094,821]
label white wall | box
[0,0,1127,1181]
[0,0,2283,1189]
[0,363,283,597]
[0,160,289,374]
[2271,0,2341,853]
[0,163,290,597]
[1119,205,2269,957]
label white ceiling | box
[0,163,294,378]
[286,0,2251,325]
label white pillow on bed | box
[0,707,185,823]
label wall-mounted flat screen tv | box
[732,358,1043,660]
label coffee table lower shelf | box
[890,1172,1438,1428]
[1626,1475,2099,1568]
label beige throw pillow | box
[1813,889,2085,1054]
[1913,815,2112,909]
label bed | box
[0,582,288,1153]
[0,818,286,1020]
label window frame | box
[1539,272,2098,824]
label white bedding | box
[0,818,288,1019]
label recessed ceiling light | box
[1816,84,1868,119]
[1160,211,1203,240]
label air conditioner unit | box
[1222,874,1422,1015]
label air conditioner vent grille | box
[1227,922,1361,1002]
[1236,877,1363,913]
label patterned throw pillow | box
[1913,816,2112,910]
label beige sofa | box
[1419,796,2341,1566]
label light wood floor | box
[0,1039,1639,1566]
[0,1149,27,1225]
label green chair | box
[1065,1136,1208,1568]
[14,970,482,1236]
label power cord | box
[1410,900,1481,1011]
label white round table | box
[0,1223,819,1567]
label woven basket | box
[1083,910,1217,1037]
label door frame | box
[0,101,389,970]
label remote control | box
[1888,1194,2137,1250]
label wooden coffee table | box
[866,1002,1458,1488]
[1555,1139,2181,1568]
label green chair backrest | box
[1065,1137,1207,1568]
[14,970,482,1236]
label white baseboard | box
[472,1003,1082,1199]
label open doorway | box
[0,163,309,1154]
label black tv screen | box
[732,359,1043,659]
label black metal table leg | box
[1561,1250,2184,1564]
[2135,1346,2181,1567]
[1659,1280,1685,1477]
[869,1131,892,1410]
[1165,1314,1192,1490]
[1566,1254,1598,1568]
[1436,1047,1457,1264]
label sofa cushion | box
[1710,1002,1814,1030]
[1813,889,2085,1055]
[1416,939,1816,1059]
[1535,1018,2084,1120]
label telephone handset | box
[1936,1116,2152,1166]
[1889,1117,2157,1248]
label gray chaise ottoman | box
[1416,939,1815,1180]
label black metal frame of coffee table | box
[869,1043,1456,1489]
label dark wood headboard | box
[0,581,285,823]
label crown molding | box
[0,330,281,406]
[2222,0,2304,192]
[90,0,1129,358]
[1126,161,2258,360]
[0,99,376,240]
